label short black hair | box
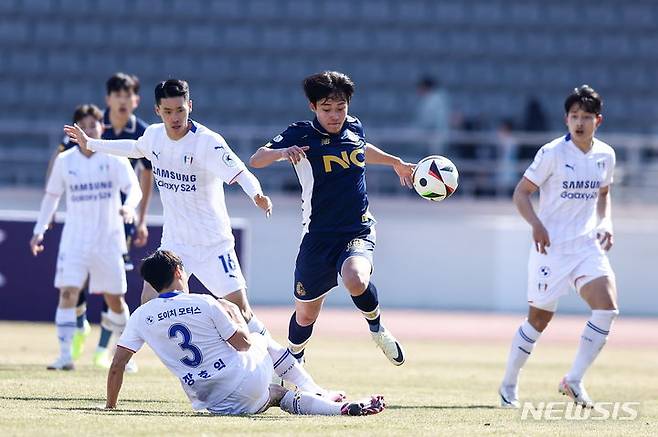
[140,250,184,292]
[303,71,355,104]
[564,85,602,115]
[106,72,140,95]
[155,79,190,106]
[72,104,103,124]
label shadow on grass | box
[49,406,296,419]
[1,395,169,403]
[49,406,205,417]
[388,404,497,410]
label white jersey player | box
[499,85,619,409]
[106,250,385,416]
[31,104,142,370]
[64,79,272,338]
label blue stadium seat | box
[20,0,56,13]
[0,19,30,45]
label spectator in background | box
[523,97,548,132]
[495,119,520,197]
[414,76,451,155]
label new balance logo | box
[565,164,575,170]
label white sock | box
[501,319,541,387]
[279,390,342,416]
[267,337,322,394]
[55,307,76,360]
[566,309,618,382]
[106,304,130,336]
[247,315,268,336]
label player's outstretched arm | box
[364,143,415,188]
[106,346,133,409]
[64,124,145,159]
[249,145,309,168]
[513,177,550,254]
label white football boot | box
[559,377,594,408]
[370,325,405,366]
[499,384,520,409]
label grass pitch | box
[1,320,656,436]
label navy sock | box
[98,323,113,348]
[352,282,381,332]
[288,312,314,360]
[76,313,86,329]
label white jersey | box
[45,148,140,254]
[118,292,249,410]
[523,134,615,254]
[89,121,246,251]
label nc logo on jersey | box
[596,159,606,170]
[145,315,154,325]
[539,266,551,278]
[183,154,194,165]
[98,163,109,172]
[322,148,365,173]
[321,138,330,145]
[295,281,306,297]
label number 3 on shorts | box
[218,253,237,278]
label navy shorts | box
[293,227,376,302]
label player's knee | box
[343,273,368,296]
[527,313,553,332]
[295,311,318,327]
[59,288,79,307]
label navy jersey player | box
[250,71,415,365]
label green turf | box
[0,322,656,436]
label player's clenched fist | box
[253,193,273,218]
[29,234,44,256]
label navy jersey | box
[59,110,151,170]
[267,115,375,234]
[101,109,151,170]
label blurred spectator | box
[523,97,548,131]
[414,76,451,155]
[495,119,519,197]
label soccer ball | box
[412,155,459,201]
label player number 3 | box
[168,323,203,367]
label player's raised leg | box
[560,275,618,407]
[499,304,553,408]
[49,286,82,370]
[341,256,405,366]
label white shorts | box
[527,242,614,312]
[207,336,272,415]
[54,250,127,295]
[159,243,247,297]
